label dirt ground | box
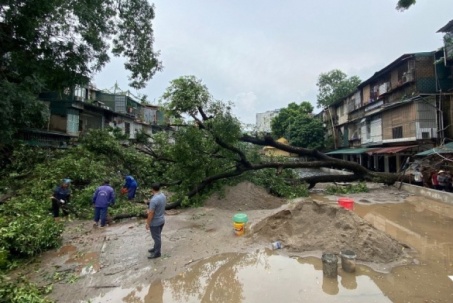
[23,182,415,302]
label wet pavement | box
[85,193,453,303]
[91,252,392,303]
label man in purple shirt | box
[92,180,115,228]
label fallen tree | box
[137,76,408,209]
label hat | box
[62,178,72,184]
[439,170,445,173]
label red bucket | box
[338,198,354,210]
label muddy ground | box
[23,182,417,302]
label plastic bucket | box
[321,253,338,278]
[233,213,248,236]
[340,250,357,273]
[338,198,354,210]
[233,222,245,236]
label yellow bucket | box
[233,222,245,236]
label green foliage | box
[162,76,211,117]
[396,0,416,10]
[0,78,48,143]
[271,102,313,137]
[248,169,309,199]
[1,0,160,89]
[316,69,361,108]
[135,129,150,144]
[0,130,157,269]
[0,0,161,141]
[325,182,369,194]
[0,275,53,303]
[271,102,325,149]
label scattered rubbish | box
[272,241,282,250]
[321,252,338,278]
[340,250,357,273]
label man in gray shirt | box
[146,183,166,259]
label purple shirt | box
[92,185,115,208]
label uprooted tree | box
[138,76,404,209]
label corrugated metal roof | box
[359,52,434,88]
[367,145,417,155]
[437,20,453,33]
[326,147,376,155]
[415,142,453,156]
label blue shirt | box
[124,176,138,189]
[53,186,71,202]
[92,185,115,208]
[148,192,166,226]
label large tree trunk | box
[151,116,405,209]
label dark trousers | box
[94,207,108,226]
[150,223,165,255]
[127,186,137,200]
[51,198,68,217]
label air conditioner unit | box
[405,72,414,82]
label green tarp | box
[415,142,453,156]
[326,148,375,155]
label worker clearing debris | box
[122,175,138,200]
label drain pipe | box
[434,52,444,144]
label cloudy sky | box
[94,0,453,124]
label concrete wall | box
[399,183,453,206]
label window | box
[422,132,430,139]
[67,109,79,134]
[392,126,403,139]
[125,122,130,136]
[114,95,126,113]
[366,123,371,140]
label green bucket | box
[233,213,248,223]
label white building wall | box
[337,104,348,125]
[256,110,280,133]
[416,100,437,139]
[361,117,382,145]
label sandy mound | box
[204,181,287,210]
[249,200,405,263]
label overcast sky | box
[94,0,453,125]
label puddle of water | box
[355,201,453,302]
[57,244,77,256]
[90,251,392,303]
[88,198,453,303]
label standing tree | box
[0,0,162,142]
[316,70,361,108]
[271,102,325,150]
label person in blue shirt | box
[92,180,115,228]
[51,178,71,218]
[123,175,138,200]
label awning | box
[326,148,376,155]
[367,145,417,155]
[415,142,453,156]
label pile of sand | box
[249,200,405,263]
[204,181,287,211]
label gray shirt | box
[148,192,166,226]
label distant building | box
[256,109,280,133]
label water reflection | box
[355,202,453,262]
[127,251,389,303]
